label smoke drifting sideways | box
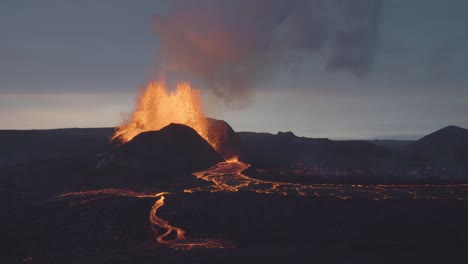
[154,0,383,104]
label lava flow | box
[188,160,468,202]
[57,189,232,250]
[57,162,468,251]
[150,195,230,250]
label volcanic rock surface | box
[0,128,114,168]
[1,124,468,263]
[108,123,223,174]
[0,123,224,198]
[205,117,244,160]
[409,125,468,163]
[239,131,390,169]
[239,127,468,183]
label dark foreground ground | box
[2,189,468,264]
[1,124,467,263]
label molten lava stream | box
[57,189,232,250]
[150,195,232,250]
[188,160,468,201]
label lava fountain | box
[111,81,215,148]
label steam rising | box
[154,0,383,102]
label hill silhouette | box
[1,124,468,186]
[409,125,468,163]
[107,123,223,174]
[205,117,244,160]
[0,124,223,197]
[239,131,390,169]
[240,126,468,183]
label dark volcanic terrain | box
[240,125,468,184]
[1,122,468,263]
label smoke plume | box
[154,0,383,102]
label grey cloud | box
[154,0,384,102]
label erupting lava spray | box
[111,81,216,148]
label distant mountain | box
[240,127,468,182]
[239,131,391,169]
[409,125,468,163]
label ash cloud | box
[154,0,383,102]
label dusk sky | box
[1,0,467,139]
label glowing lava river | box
[57,160,468,250]
[58,189,232,250]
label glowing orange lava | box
[111,82,214,148]
[58,189,233,249]
[225,155,239,163]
